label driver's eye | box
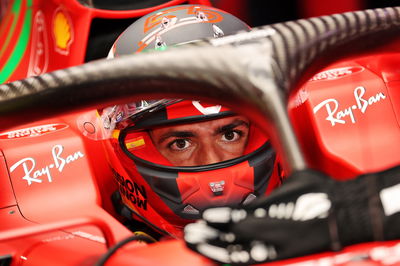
[222,131,241,142]
[169,139,190,151]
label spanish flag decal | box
[126,137,146,150]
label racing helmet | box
[102,5,282,238]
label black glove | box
[184,166,400,265]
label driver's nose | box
[196,142,224,165]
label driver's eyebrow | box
[155,131,195,144]
[214,119,249,135]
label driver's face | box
[149,116,250,166]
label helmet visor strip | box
[77,99,182,140]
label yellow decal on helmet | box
[126,136,145,150]
[112,129,120,139]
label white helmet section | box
[109,4,250,56]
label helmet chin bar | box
[180,192,258,216]
[0,7,399,176]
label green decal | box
[0,0,21,58]
[0,0,32,83]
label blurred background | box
[212,0,400,26]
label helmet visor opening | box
[121,117,269,168]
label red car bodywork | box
[289,52,400,179]
[0,0,399,265]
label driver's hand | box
[184,167,400,265]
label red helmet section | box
[104,99,280,237]
[103,5,278,237]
